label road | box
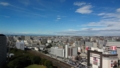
[28,50,73,68]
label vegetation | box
[46,43,52,48]
[5,48,55,68]
[26,64,46,68]
[42,50,49,54]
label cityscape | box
[0,35,120,68]
[0,0,120,68]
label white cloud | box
[75,5,92,14]
[55,15,65,21]
[116,8,120,13]
[81,8,120,35]
[57,17,61,20]
[82,22,107,27]
[0,2,46,18]
[74,2,86,6]
[74,2,92,14]
[56,8,120,36]
[67,29,77,31]
[98,13,106,16]
[98,13,120,19]
[0,2,10,6]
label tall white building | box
[65,45,68,58]
[15,41,25,50]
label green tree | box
[7,54,31,68]
[49,66,53,68]
[7,58,20,68]
[44,60,52,68]
[46,43,52,48]
[33,56,41,64]
[41,58,47,65]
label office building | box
[50,47,64,57]
[0,34,7,67]
[68,47,77,58]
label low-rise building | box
[50,47,64,57]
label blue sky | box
[0,0,120,36]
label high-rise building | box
[68,47,78,58]
[65,45,68,58]
[15,41,25,50]
[0,34,7,67]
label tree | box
[7,58,21,68]
[46,43,52,48]
[44,60,52,68]
[49,66,53,68]
[7,48,55,68]
[7,54,31,68]
[41,58,47,65]
[43,50,48,54]
[33,56,41,64]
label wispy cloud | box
[18,0,30,6]
[0,15,10,18]
[74,2,86,6]
[55,17,61,21]
[116,8,120,13]
[33,7,45,11]
[55,15,65,21]
[98,13,120,19]
[75,5,92,14]
[56,30,120,36]
[1,31,54,35]
[0,1,46,18]
[56,8,120,36]
[74,2,93,14]
[0,2,27,10]
[57,17,61,20]
[70,19,77,21]
[98,13,106,16]
[0,2,10,6]
[83,8,120,30]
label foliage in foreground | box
[5,48,55,68]
[26,64,46,68]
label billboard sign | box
[110,46,117,50]
[93,57,98,65]
[90,53,100,66]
